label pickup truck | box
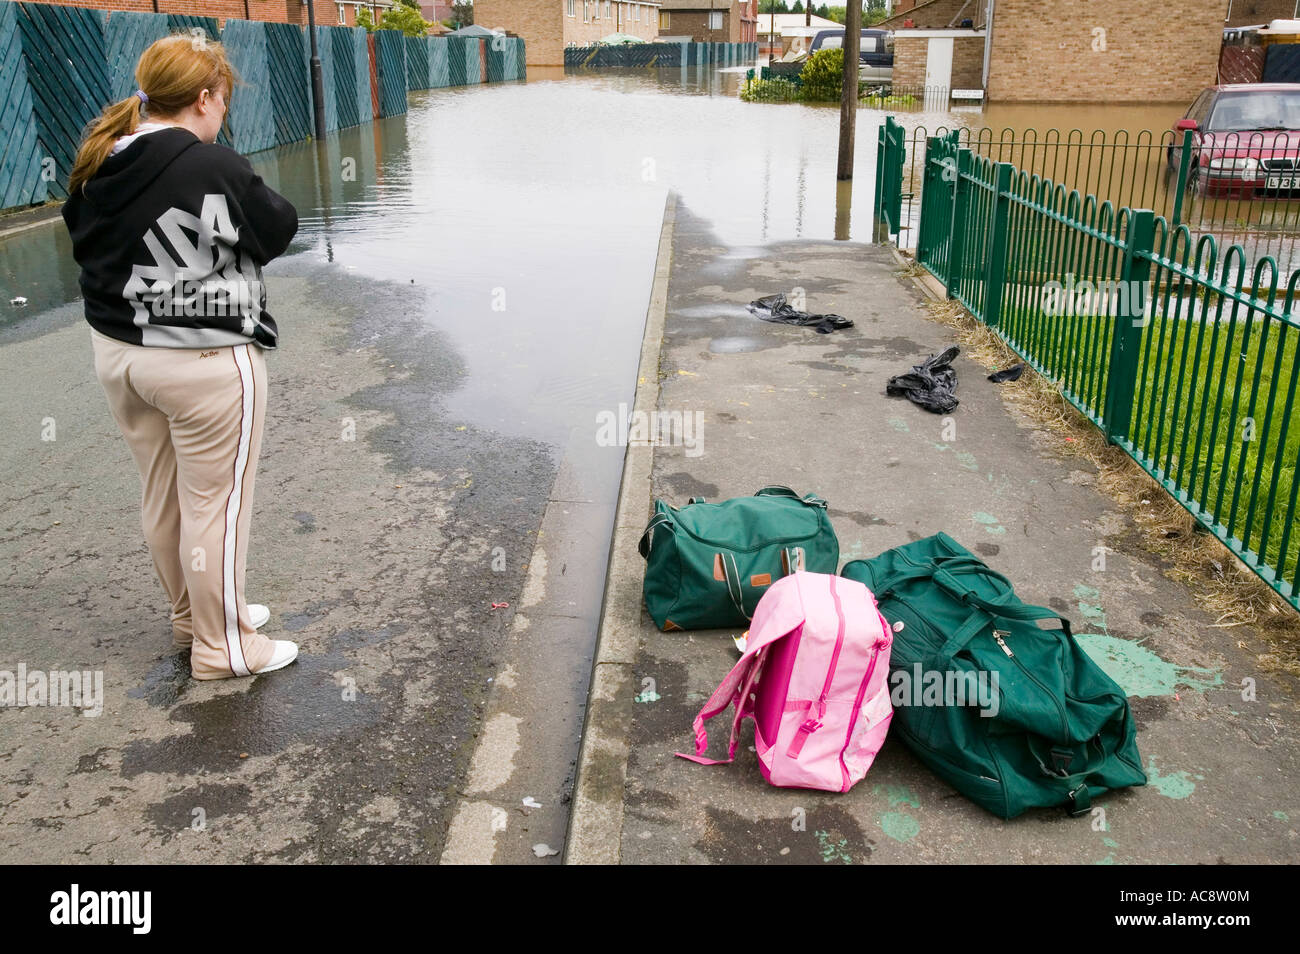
[809,28,894,82]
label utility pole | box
[836,1,860,180]
[306,0,327,140]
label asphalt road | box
[0,253,559,862]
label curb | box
[562,190,676,865]
[0,203,64,242]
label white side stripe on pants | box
[222,344,256,676]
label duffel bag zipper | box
[884,594,1069,742]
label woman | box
[63,35,299,680]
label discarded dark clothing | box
[886,346,960,414]
[748,293,853,335]
[987,364,1025,384]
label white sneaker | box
[252,640,298,674]
[248,603,271,630]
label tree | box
[379,2,433,36]
[356,7,376,31]
[451,1,473,25]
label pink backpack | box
[677,571,895,792]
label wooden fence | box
[0,2,527,214]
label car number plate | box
[1267,175,1297,189]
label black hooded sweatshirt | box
[62,126,298,349]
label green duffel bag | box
[638,486,839,631]
[842,532,1146,819]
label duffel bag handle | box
[637,512,675,560]
[754,486,828,509]
[718,552,753,621]
[719,547,804,622]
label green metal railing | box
[906,127,1300,612]
[873,116,904,241]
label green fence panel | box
[15,2,110,200]
[429,36,450,88]
[374,29,406,115]
[446,36,470,86]
[486,34,506,82]
[166,14,219,42]
[104,11,167,102]
[0,1,46,210]
[266,21,312,144]
[221,19,277,155]
[315,25,339,133]
[405,33,429,89]
[351,26,370,123]
[329,25,359,128]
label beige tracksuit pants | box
[92,329,276,679]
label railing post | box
[917,136,939,263]
[874,122,886,241]
[1102,208,1155,445]
[981,162,1015,329]
[945,147,972,300]
[1171,129,1193,230]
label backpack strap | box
[675,653,758,765]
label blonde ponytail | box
[68,33,236,194]
[68,96,144,194]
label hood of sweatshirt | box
[81,126,201,216]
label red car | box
[1169,83,1300,197]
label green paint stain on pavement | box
[1076,634,1222,697]
[814,829,853,864]
[873,783,920,808]
[1274,811,1289,822]
[1102,837,1118,848]
[955,451,979,471]
[1146,757,1196,799]
[634,690,660,703]
[1095,853,1116,865]
[888,417,909,433]
[972,512,1006,535]
[1073,583,1108,633]
[880,811,920,842]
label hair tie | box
[135,89,148,104]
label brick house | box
[475,0,664,66]
[887,0,1252,104]
[419,1,457,23]
[657,1,757,43]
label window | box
[567,0,575,16]
[709,11,723,30]
[337,4,346,24]
[660,10,670,30]
[605,1,611,20]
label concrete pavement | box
[566,198,1300,864]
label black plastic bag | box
[748,293,853,335]
[886,346,960,414]
[987,364,1024,384]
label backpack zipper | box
[838,612,886,792]
[789,577,847,761]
